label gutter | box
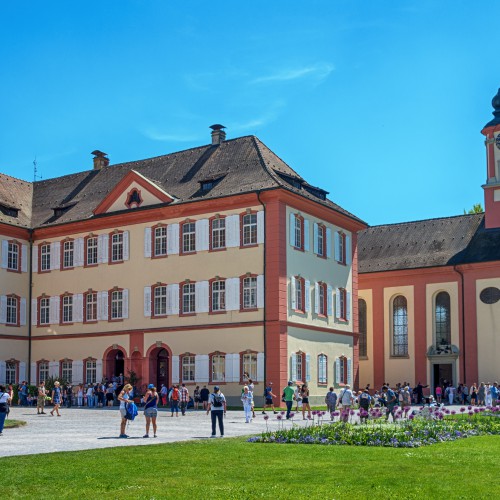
[256,191,266,389]
[453,265,467,384]
[27,229,34,384]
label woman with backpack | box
[207,386,226,437]
[142,384,159,438]
[170,385,180,416]
[117,384,133,438]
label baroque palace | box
[1,89,500,402]
[0,125,365,404]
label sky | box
[0,1,498,226]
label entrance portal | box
[148,347,170,390]
[106,349,125,382]
[433,363,453,393]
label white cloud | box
[251,62,334,85]
[141,128,201,142]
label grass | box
[1,435,499,499]
[3,419,26,429]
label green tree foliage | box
[463,203,484,214]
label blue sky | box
[0,1,498,226]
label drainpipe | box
[256,191,266,390]
[27,229,34,384]
[453,265,466,385]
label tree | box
[463,203,484,214]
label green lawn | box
[2,436,499,499]
[3,419,26,428]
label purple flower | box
[467,406,472,410]
[280,411,285,415]
[263,415,269,421]
[277,415,282,420]
[409,414,414,420]
[460,407,465,413]
[468,411,474,416]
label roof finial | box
[484,88,500,128]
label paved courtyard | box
[0,406,307,457]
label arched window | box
[392,295,408,356]
[435,291,451,347]
[358,299,367,357]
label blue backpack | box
[125,402,138,421]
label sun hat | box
[148,384,154,389]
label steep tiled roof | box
[358,213,500,273]
[28,135,364,228]
[0,173,33,228]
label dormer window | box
[199,176,224,192]
[0,203,19,218]
[125,188,143,209]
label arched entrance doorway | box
[148,347,170,389]
[105,348,126,382]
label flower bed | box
[249,409,500,448]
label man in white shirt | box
[338,384,354,422]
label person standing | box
[86,384,94,408]
[294,383,303,413]
[382,386,397,420]
[262,382,277,414]
[37,382,47,415]
[301,384,312,420]
[118,383,133,438]
[282,381,295,419]
[325,387,338,420]
[179,383,189,416]
[200,385,210,410]
[491,382,499,407]
[0,385,12,436]
[470,383,478,406]
[246,379,256,418]
[142,384,159,438]
[170,385,180,416]
[241,386,253,423]
[19,381,28,406]
[462,384,469,405]
[338,384,354,422]
[160,384,167,406]
[414,382,428,405]
[358,389,372,423]
[77,385,84,406]
[207,386,226,437]
[50,381,62,417]
[193,386,201,410]
[65,383,73,408]
[435,385,442,404]
[106,384,114,407]
[401,386,412,417]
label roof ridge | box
[365,212,484,230]
[0,172,33,185]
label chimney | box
[91,150,110,170]
[210,124,226,145]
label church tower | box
[482,87,500,229]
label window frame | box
[318,281,327,317]
[240,274,258,312]
[358,298,368,358]
[84,290,98,323]
[152,224,168,259]
[240,211,258,248]
[109,231,124,264]
[209,352,226,384]
[60,359,73,383]
[39,242,51,273]
[85,235,98,267]
[294,276,306,313]
[180,281,196,316]
[336,231,347,265]
[38,360,49,384]
[6,294,20,326]
[60,293,74,325]
[210,216,226,251]
[435,291,451,348]
[6,240,21,273]
[292,214,304,251]
[84,358,97,384]
[240,350,258,384]
[5,360,18,385]
[210,278,226,314]
[38,296,50,326]
[316,224,327,258]
[152,283,168,318]
[338,356,348,385]
[181,353,196,383]
[294,351,305,383]
[61,238,75,270]
[317,353,328,385]
[180,220,196,255]
[109,288,125,321]
[392,295,408,357]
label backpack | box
[125,402,138,421]
[212,393,223,408]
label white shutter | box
[304,219,310,251]
[314,282,320,314]
[1,240,8,268]
[305,353,311,382]
[167,224,179,255]
[75,238,84,267]
[226,215,240,248]
[0,296,6,323]
[31,299,38,326]
[289,212,295,246]
[51,241,60,270]
[96,360,103,383]
[335,288,341,319]
[29,362,37,385]
[98,234,109,264]
[345,235,352,265]
[231,353,241,383]
[195,281,209,313]
[20,298,26,326]
[122,289,129,318]
[21,244,28,272]
[123,231,130,261]
[257,352,265,382]
[334,232,340,261]
[167,284,179,315]
[74,294,83,323]
[305,279,311,313]
[313,223,319,254]
[49,361,59,378]
[291,354,297,382]
[335,358,341,384]
[347,358,352,385]
[346,291,351,321]
[32,244,38,273]
[225,354,234,383]
[144,286,152,317]
[226,277,240,311]
[98,291,109,321]
[257,274,265,309]
[195,219,209,252]
[326,228,332,258]
[73,360,84,385]
[257,210,265,244]
[144,227,152,258]
[171,356,180,384]
[196,354,209,383]
[327,285,333,317]
[0,361,5,385]
[50,296,60,324]
[290,277,296,310]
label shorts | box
[144,407,158,418]
[265,398,273,405]
[37,396,45,407]
[120,408,127,418]
[302,397,309,404]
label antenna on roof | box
[33,156,42,182]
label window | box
[318,354,327,384]
[39,361,49,383]
[182,222,196,254]
[40,244,51,271]
[125,188,142,208]
[62,295,73,323]
[318,282,327,316]
[211,354,225,383]
[211,280,226,312]
[85,360,97,384]
[335,232,346,264]
[294,215,303,250]
[316,224,326,257]
[85,292,97,322]
[86,236,98,266]
[435,292,451,347]
[359,299,367,358]
[7,241,19,271]
[62,240,74,269]
[242,352,257,381]
[6,296,18,325]
[295,353,303,382]
[182,355,195,383]
[338,288,347,320]
[40,297,50,325]
[111,290,124,320]
[211,218,226,250]
[242,213,257,246]
[61,360,72,383]
[154,226,167,257]
[153,285,168,317]
[6,362,16,384]
[392,295,408,356]
[111,233,124,262]
[242,277,257,310]
[182,283,196,314]
[293,277,305,312]
[337,356,347,384]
